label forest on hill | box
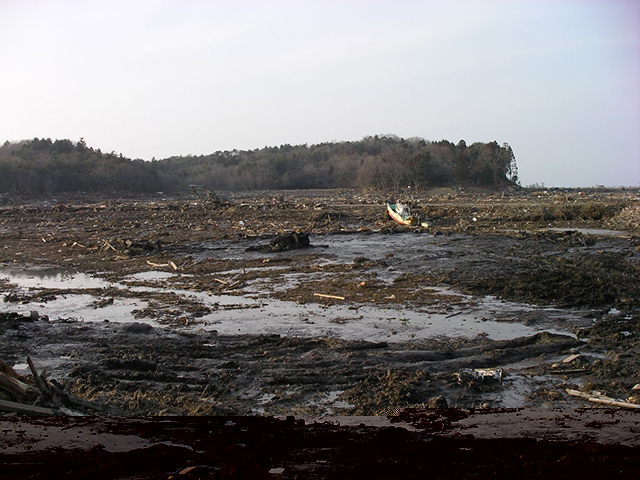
[0,135,518,196]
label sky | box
[1,0,638,187]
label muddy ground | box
[0,187,639,416]
[2,412,640,479]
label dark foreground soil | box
[0,187,639,475]
[2,411,640,479]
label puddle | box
[0,266,110,289]
[195,292,578,342]
[0,232,602,342]
[543,228,627,237]
[124,271,177,282]
[307,390,355,415]
[501,228,628,237]
[0,264,593,342]
[4,294,150,325]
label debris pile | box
[0,355,114,416]
[246,231,311,253]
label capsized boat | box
[387,202,417,226]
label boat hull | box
[387,203,415,226]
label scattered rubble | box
[0,350,115,416]
[0,187,638,416]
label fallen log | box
[0,372,36,399]
[0,398,56,416]
[1,358,116,415]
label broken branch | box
[147,260,179,270]
[103,240,117,252]
[27,357,47,393]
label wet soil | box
[0,188,639,416]
[2,412,640,479]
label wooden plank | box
[562,354,581,364]
[566,388,640,410]
[313,293,346,301]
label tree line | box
[0,135,518,196]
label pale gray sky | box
[1,0,638,187]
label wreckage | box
[387,202,415,225]
[0,332,114,416]
[387,202,429,227]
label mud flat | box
[0,188,639,417]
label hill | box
[0,135,518,196]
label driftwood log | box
[0,399,55,415]
[0,372,36,399]
[0,357,116,416]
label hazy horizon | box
[1,0,639,188]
